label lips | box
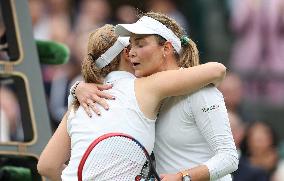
[132,62,140,68]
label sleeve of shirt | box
[189,86,239,180]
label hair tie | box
[180,35,190,46]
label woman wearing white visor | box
[38,23,226,181]
[71,12,238,181]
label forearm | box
[174,153,238,181]
[42,164,66,181]
[179,165,209,181]
[209,62,226,86]
[160,165,210,181]
[38,114,71,180]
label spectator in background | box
[115,5,137,24]
[218,72,252,122]
[146,0,189,30]
[0,15,9,61]
[0,86,23,141]
[230,0,284,105]
[29,0,72,101]
[45,0,72,43]
[228,111,269,181]
[48,58,81,127]
[0,109,10,142]
[73,0,111,34]
[29,0,49,40]
[241,121,279,179]
[29,0,71,42]
[49,32,88,126]
[228,111,245,154]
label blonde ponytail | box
[73,24,121,109]
[179,38,200,68]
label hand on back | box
[75,82,114,116]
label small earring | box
[163,54,166,58]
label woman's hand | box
[160,173,182,181]
[75,82,114,116]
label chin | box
[135,69,152,77]
[135,73,142,78]
[134,71,143,78]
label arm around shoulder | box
[135,62,226,119]
[139,62,226,100]
[206,62,226,86]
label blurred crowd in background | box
[1,0,284,180]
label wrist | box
[71,81,81,101]
[177,171,183,181]
[179,170,191,181]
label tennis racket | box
[77,133,160,181]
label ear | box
[122,48,130,61]
[163,41,174,56]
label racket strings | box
[82,136,147,181]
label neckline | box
[104,71,135,84]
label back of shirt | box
[62,71,156,181]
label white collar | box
[104,71,135,84]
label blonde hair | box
[141,12,199,68]
[74,24,121,108]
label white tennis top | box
[154,86,238,181]
[62,71,156,181]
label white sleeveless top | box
[62,71,156,181]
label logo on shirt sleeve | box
[201,104,220,113]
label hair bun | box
[180,35,190,46]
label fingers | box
[96,91,115,100]
[81,102,92,117]
[82,100,103,116]
[97,84,113,91]
[94,96,109,110]
[87,100,101,116]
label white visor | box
[95,37,130,69]
[115,16,181,54]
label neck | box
[118,57,135,74]
[165,57,179,70]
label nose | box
[129,47,136,58]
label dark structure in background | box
[0,0,51,180]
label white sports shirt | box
[62,71,156,181]
[154,86,239,181]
